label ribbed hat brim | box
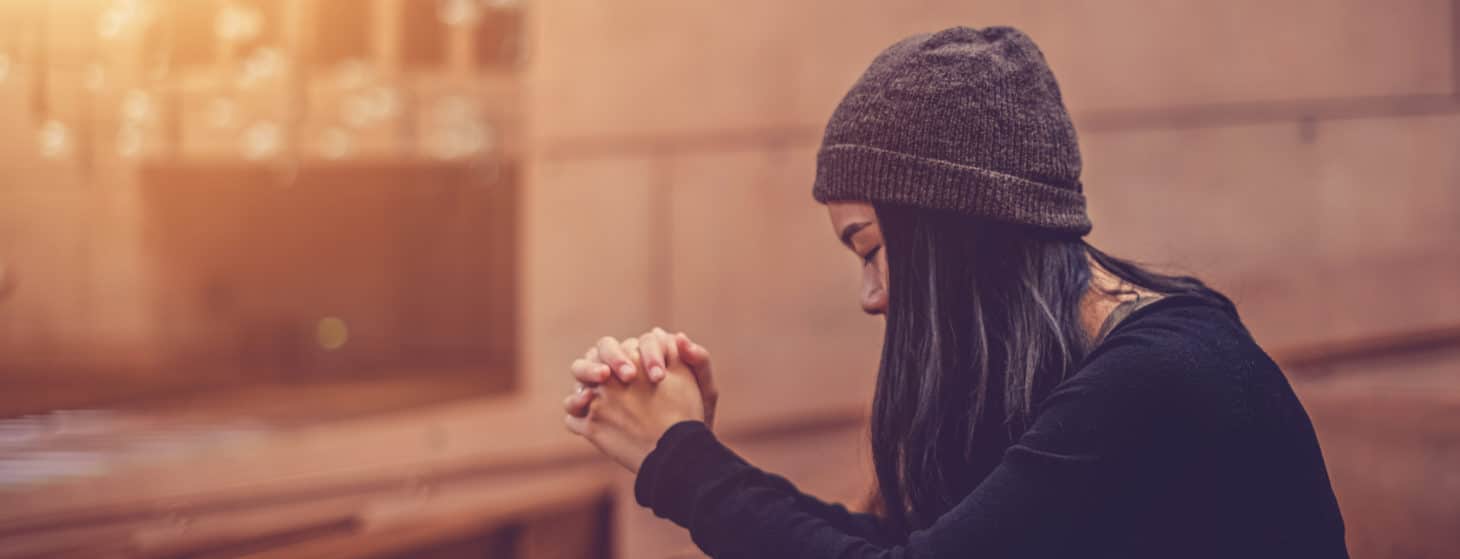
[814,144,1092,235]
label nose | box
[861,287,887,315]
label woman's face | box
[827,201,889,316]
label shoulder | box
[1023,295,1274,455]
[1055,294,1285,435]
[1081,294,1268,384]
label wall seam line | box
[539,95,1460,160]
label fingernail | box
[651,366,665,381]
[619,364,635,377]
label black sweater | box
[634,296,1348,558]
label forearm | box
[636,421,906,558]
[632,420,1136,559]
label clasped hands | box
[562,327,719,473]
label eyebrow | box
[839,221,873,248]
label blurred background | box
[0,0,1456,557]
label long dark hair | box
[869,204,1232,536]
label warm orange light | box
[316,317,350,351]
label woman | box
[562,26,1347,558]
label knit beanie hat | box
[813,26,1091,236]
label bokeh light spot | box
[316,317,349,351]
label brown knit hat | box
[813,26,1091,235]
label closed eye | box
[862,245,881,265]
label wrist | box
[653,412,700,438]
[625,419,696,474]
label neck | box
[1078,255,1154,341]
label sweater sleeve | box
[635,421,899,547]
[633,333,1190,559]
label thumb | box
[675,333,716,394]
[676,333,711,366]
